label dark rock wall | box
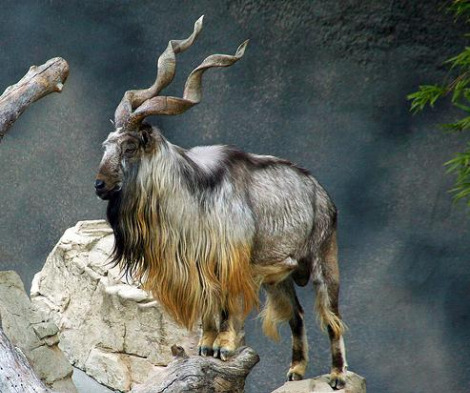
[0,1,469,392]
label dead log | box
[0,57,69,141]
[132,345,259,393]
[0,327,56,393]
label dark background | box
[1,1,469,392]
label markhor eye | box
[125,144,137,153]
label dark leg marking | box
[287,289,308,381]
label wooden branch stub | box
[170,344,189,359]
[0,57,69,140]
[132,346,260,393]
[0,327,56,393]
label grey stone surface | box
[72,367,116,393]
[0,271,77,392]
[1,1,470,393]
[31,220,198,392]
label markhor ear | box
[140,129,150,146]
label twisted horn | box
[114,16,204,129]
[131,40,249,122]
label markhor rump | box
[95,16,348,389]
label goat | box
[95,17,347,389]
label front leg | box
[198,314,218,357]
[213,309,245,361]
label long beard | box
[106,162,146,280]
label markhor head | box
[95,15,247,201]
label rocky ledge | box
[31,220,199,392]
[0,270,77,392]
[272,372,366,393]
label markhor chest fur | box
[108,141,260,329]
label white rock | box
[31,220,199,391]
[85,348,132,392]
[270,372,366,393]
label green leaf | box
[445,144,470,205]
[442,116,470,131]
[451,77,470,102]
[407,85,447,113]
[449,0,470,19]
[445,47,470,69]
[452,102,470,112]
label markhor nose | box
[95,179,105,190]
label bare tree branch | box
[0,57,67,392]
[0,57,69,141]
[132,345,259,393]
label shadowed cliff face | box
[0,1,469,392]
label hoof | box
[212,346,235,361]
[287,372,303,381]
[198,346,214,357]
[286,362,306,382]
[329,372,346,390]
[219,348,235,361]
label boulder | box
[271,372,366,393]
[31,220,199,391]
[0,270,77,393]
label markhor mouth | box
[95,185,121,200]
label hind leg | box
[287,291,308,381]
[263,278,309,381]
[315,230,347,389]
[328,326,347,389]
